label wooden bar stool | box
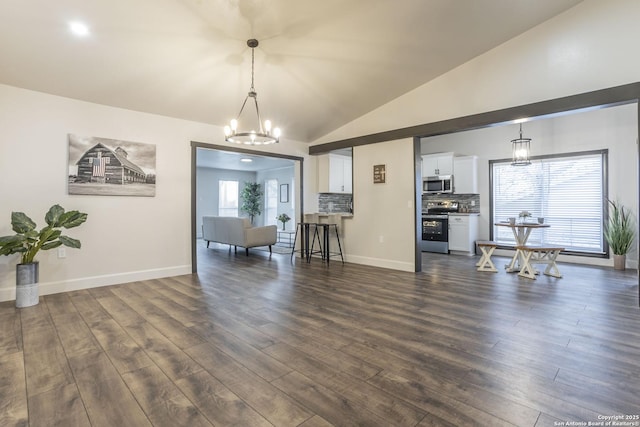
[476,240,498,272]
[291,222,321,262]
[291,214,323,263]
[311,222,344,264]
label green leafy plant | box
[0,204,88,264]
[240,182,262,224]
[604,199,635,255]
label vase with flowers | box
[276,213,291,231]
[518,210,532,223]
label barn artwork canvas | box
[68,134,156,196]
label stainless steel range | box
[421,201,458,253]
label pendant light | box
[511,123,531,166]
[224,39,281,145]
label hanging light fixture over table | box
[224,39,281,145]
[511,123,531,166]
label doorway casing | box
[190,141,304,273]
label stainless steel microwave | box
[423,175,453,194]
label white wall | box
[0,84,310,301]
[345,138,416,272]
[421,104,638,268]
[313,0,640,145]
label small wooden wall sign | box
[373,164,386,183]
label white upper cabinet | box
[318,153,352,193]
[453,155,478,194]
[422,152,454,177]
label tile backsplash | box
[319,193,353,213]
[422,193,480,213]
[318,192,477,214]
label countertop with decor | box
[317,212,353,217]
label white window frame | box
[490,150,608,256]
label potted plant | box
[240,182,263,224]
[277,213,291,230]
[604,199,635,270]
[0,204,88,307]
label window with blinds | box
[491,151,607,255]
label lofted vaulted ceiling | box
[0,0,582,143]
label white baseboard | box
[0,265,192,303]
[346,255,415,272]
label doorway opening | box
[190,141,304,273]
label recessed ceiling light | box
[69,21,90,37]
[240,158,253,163]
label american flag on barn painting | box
[92,152,108,177]
[68,134,156,196]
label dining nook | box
[494,217,565,278]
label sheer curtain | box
[218,180,239,217]
[265,179,278,226]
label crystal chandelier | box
[511,123,531,166]
[224,39,281,145]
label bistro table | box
[495,221,550,272]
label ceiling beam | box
[309,82,640,155]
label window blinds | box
[492,152,605,254]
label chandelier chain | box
[250,45,255,92]
[224,38,280,145]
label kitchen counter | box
[307,213,351,239]
[316,212,353,217]
[421,212,479,216]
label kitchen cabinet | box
[453,155,478,194]
[448,214,478,255]
[422,152,454,176]
[318,153,352,193]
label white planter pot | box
[16,262,39,308]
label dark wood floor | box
[2,243,639,427]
